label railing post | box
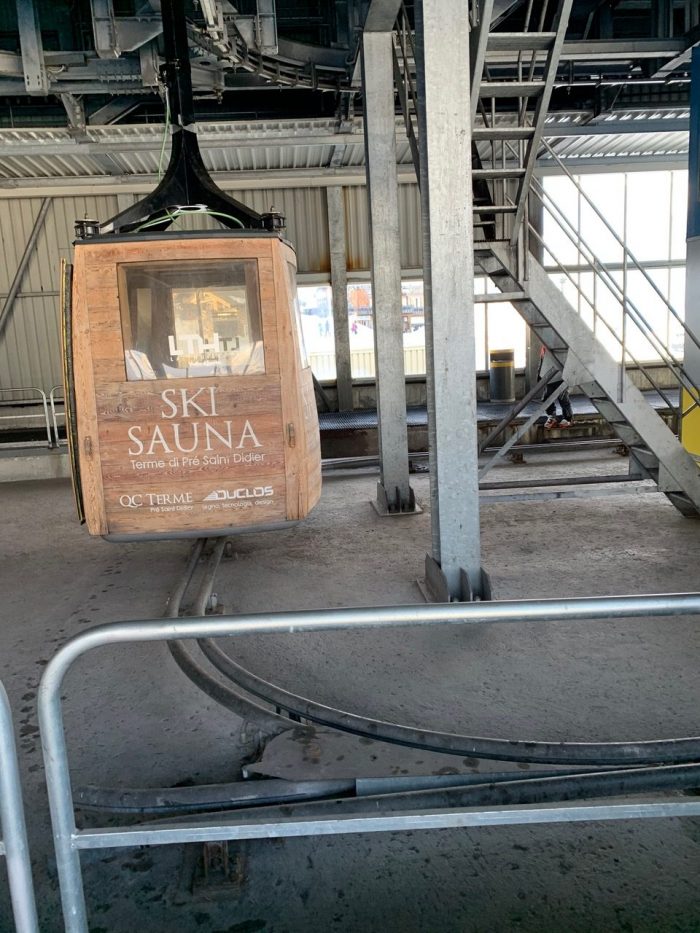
[0,681,39,933]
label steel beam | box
[90,0,118,58]
[0,198,51,339]
[88,97,141,125]
[363,0,403,32]
[15,0,48,95]
[362,32,414,514]
[0,52,22,79]
[327,186,353,411]
[651,23,700,78]
[416,0,483,597]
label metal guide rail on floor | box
[0,681,39,933]
[38,594,700,933]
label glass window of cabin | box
[118,260,265,379]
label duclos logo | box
[204,486,273,501]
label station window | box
[118,260,265,379]
[542,168,688,363]
[297,284,336,379]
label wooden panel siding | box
[69,234,321,537]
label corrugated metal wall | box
[0,195,120,393]
[344,185,422,272]
[0,183,421,393]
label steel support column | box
[327,186,353,411]
[362,32,415,514]
[416,0,486,598]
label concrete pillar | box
[362,31,414,513]
[416,0,486,599]
[326,186,353,411]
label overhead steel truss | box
[4,0,700,100]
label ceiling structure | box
[0,0,696,188]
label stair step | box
[487,32,557,53]
[475,291,528,302]
[479,81,544,98]
[472,205,517,214]
[473,126,535,141]
[629,446,659,470]
[473,168,526,179]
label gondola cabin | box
[65,231,321,540]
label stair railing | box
[526,217,678,413]
[540,138,700,370]
[393,3,420,173]
[530,176,700,418]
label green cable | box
[133,206,247,233]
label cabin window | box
[118,260,265,379]
[286,261,309,369]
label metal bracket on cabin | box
[98,0,279,237]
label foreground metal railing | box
[39,595,700,932]
[0,682,39,933]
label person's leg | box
[560,388,573,421]
[545,380,563,416]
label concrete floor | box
[1,449,699,932]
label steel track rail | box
[164,544,700,767]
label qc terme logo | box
[204,487,274,502]
[119,492,194,509]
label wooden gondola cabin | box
[65,231,321,540]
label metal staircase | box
[393,0,700,517]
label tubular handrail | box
[0,681,39,933]
[527,180,700,416]
[490,137,700,420]
[527,220,678,413]
[540,137,700,356]
[533,176,697,394]
[0,387,53,448]
[38,594,700,933]
[49,385,65,447]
